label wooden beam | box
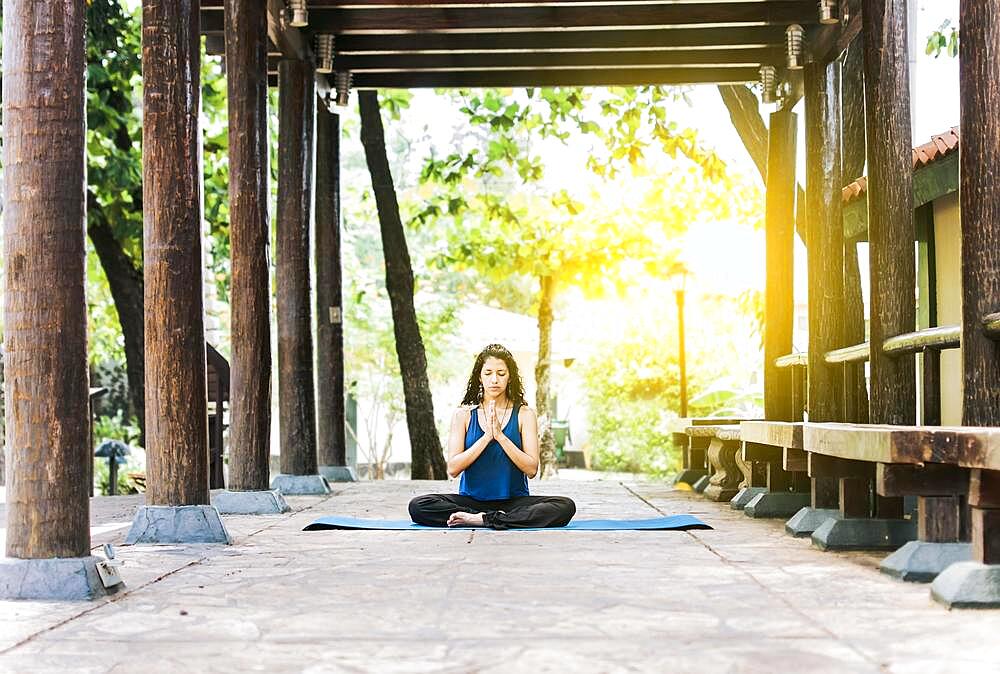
[804,59,845,422]
[209,0,814,5]
[339,27,785,53]
[143,0,210,506]
[315,103,348,470]
[329,47,783,70]
[764,108,797,422]
[254,3,820,35]
[862,0,916,426]
[226,0,273,491]
[276,59,320,476]
[876,463,969,497]
[3,0,90,558]
[741,420,804,449]
[959,0,1000,427]
[348,67,760,88]
[808,453,874,479]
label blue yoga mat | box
[303,514,711,531]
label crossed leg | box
[408,493,576,529]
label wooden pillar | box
[842,41,869,424]
[315,102,347,469]
[959,0,1000,565]
[763,109,797,423]
[276,59,318,476]
[225,0,272,491]
[142,0,209,506]
[2,0,89,558]
[862,0,916,426]
[959,0,1000,428]
[805,60,846,512]
[804,61,845,422]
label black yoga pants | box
[408,493,576,530]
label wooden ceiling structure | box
[201,0,858,94]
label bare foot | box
[447,511,485,527]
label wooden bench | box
[798,423,1000,584]
[683,424,744,502]
[670,417,746,488]
[736,421,814,519]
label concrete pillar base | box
[811,516,917,551]
[880,541,972,583]
[212,489,291,515]
[673,469,708,487]
[745,492,811,519]
[931,561,1000,608]
[692,475,711,494]
[270,474,331,495]
[125,505,232,545]
[730,487,768,510]
[0,556,120,601]
[784,507,840,537]
[319,465,358,482]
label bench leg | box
[703,438,742,502]
[784,476,839,537]
[881,496,972,582]
[812,477,917,551]
[730,448,768,509]
[674,436,709,487]
[745,465,810,518]
[932,470,1000,607]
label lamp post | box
[670,269,689,418]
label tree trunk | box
[276,59,319,477]
[315,101,347,469]
[718,84,807,243]
[226,0,272,490]
[535,275,559,478]
[86,209,146,444]
[3,0,91,558]
[142,0,210,506]
[358,90,448,481]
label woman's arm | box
[446,407,492,478]
[496,405,539,478]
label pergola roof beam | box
[204,2,817,34]
[267,48,781,70]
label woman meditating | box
[409,343,576,529]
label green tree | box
[418,86,752,476]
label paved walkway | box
[2,480,999,673]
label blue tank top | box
[459,405,530,500]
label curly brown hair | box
[460,343,527,409]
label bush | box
[582,336,687,477]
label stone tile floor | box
[1,480,999,673]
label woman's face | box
[480,356,510,398]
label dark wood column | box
[959,0,1000,565]
[959,0,1000,428]
[142,0,209,506]
[225,0,272,491]
[803,60,845,513]
[842,38,870,425]
[276,59,319,476]
[3,0,90,558]
[862,0,916,426]
[764,108,797,422]
[804,61,844,423]
[315,102,347,469]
